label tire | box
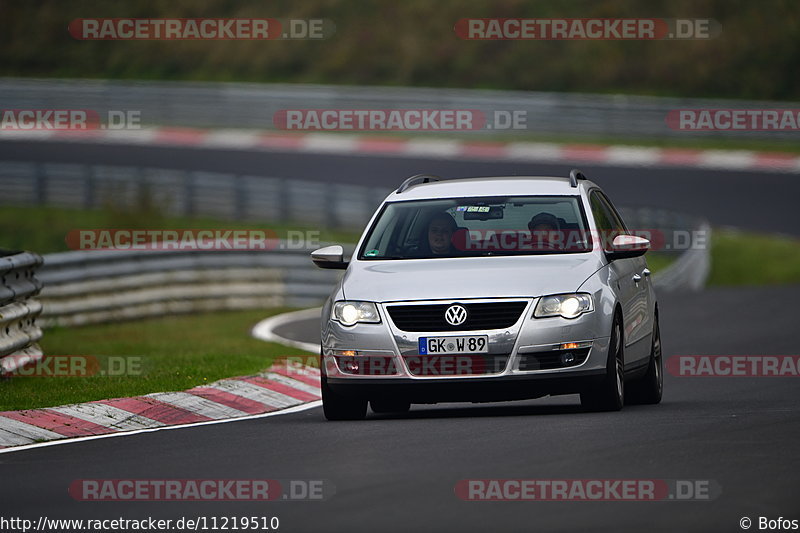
[320,350,367,421]
[370,399,411,414]
[581,314,624,412]
[625,315,663,405]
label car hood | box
[342,254,604,302]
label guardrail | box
[617,207,710,291]
[0,251,44,374]
[1,78,795,141]
[37,247,346,327]
[651,222,712,291]
[0,161,390,231]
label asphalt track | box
[0,139,798,236]
[1,140,798,532]
[1,286,798,532]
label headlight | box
[332,301,381,326]
[533,293,594,319]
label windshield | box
[359,196,592,260]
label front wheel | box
[321,375,367,420]
[581,316,624,412]
[320,350,367,421]
[626,315,663,405]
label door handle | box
[642,268,651,277]
[632,274,642,283]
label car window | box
[359,195,592,259]
[590,191,614,232]
[597,192,628,233]
[590,190,626,252]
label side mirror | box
[606,234,650,260]
[311,245,348,270]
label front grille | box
[518,348,590,371]
[402,354,510,376]
[387,301,528,332]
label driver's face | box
[428,220,453,255]
[531,223,556,233]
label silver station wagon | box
[312,171,662,420]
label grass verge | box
[0,205,361,255]
[0,309,316,412]
[708,230,800,286]
[644,253,675,274]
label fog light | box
[342,359,360,373]
[561,352,576,366]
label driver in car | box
[528,212,563,250]
[427,212,458,256]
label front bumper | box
[326,369,606,402]
[321,297,612,402]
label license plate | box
[418,335,488,355]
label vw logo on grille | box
[444,304,468,326]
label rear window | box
[359,195,592,260]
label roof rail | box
[569,169,587,188]
[396,174,441,193]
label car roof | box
[385,176,600,202]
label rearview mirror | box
[606,234,650,260]
[311,245,348,270]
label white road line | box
[210,380,302,409]
[251,307,321,353]
[99,129,159,144]
[0,130,57,140]
[606,146,662,165]
[698,150,756,170]
[301,133,360,153]
[50,404,164,431]
[0,417,64,446]
[204,129,261,149]
[505,142,564,161]
[147,391,250,420]
[404,139,461,158]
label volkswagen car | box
[311,171,662,420]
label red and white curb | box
[2,127,799,173]
[0,363,320,451]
